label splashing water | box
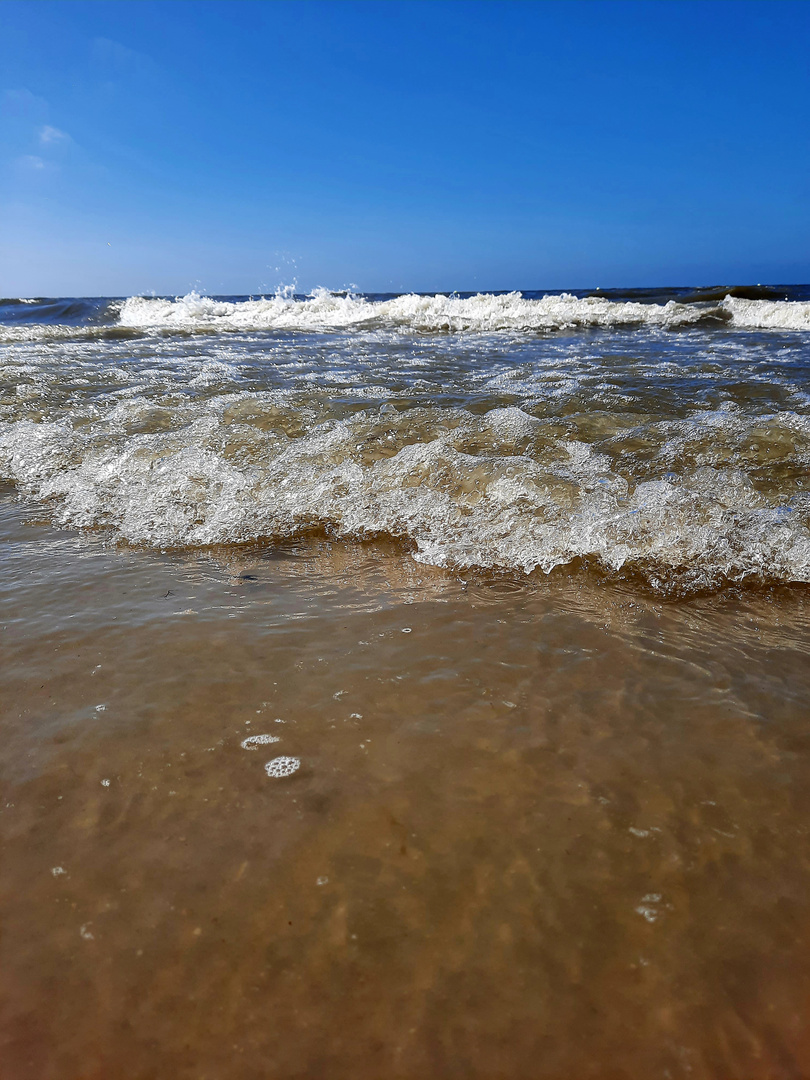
[2,285,810,593]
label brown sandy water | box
[3,495,810,1080]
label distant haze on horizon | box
[1,0,808,297]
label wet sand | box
[3,496,810,1079]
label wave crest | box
[117,289,723,333]
[115,289,810,335]
[3,403,810,592]
[2,290,808,342]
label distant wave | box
[117,289,723,333]
[1,289,809,342]
[124,290,810,333]
[721,296,810,331]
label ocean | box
[3,285,810,1078]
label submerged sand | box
[2,497,810,1078]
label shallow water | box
[1,287,810,589]
[3,288,810,1077]
[3,497,810,1079]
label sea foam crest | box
[117,290,714,333]
[721,296,810,332]
[114,290,810,335]
[3,402,810,591]
[2,291,808,344]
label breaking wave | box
[2,285,810,593]
[1,289,809,342]
[3,401,810,593]
[116,289,810,335]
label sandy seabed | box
[3,496,810,1079]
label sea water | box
[2,286,810,1078]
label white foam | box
[113,289,810,336]
[721,296,810,332]
[3,290,808,345]
[3,400,810,590]
[241,734,281,749]
[264,756,301,778]
[117,289,716,334]
[0,325,101,343]
[3,320,810,592]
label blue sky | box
[1,0,808,296]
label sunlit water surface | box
[3,498,810,1078]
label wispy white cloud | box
[93,37,157,79]
[39,125,70,145]
[1,88,49,120]
[17,155,47,170]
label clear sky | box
[1,0,808,296]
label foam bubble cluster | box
[264,756,301,778]
[241,734,281,749]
